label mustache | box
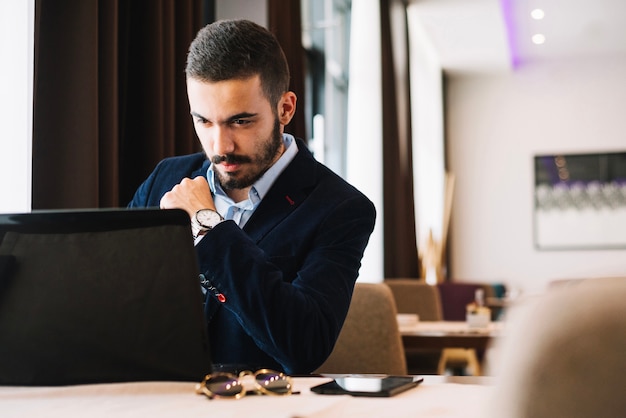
[211,154,252,165]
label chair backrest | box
[488,277,626,418]
[384,278,443,321]
[315,282,407,375]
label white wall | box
[446,56,626,295]
[0,0,34,213]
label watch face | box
[196,209,222,228]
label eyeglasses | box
[195,369,293,400]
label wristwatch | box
[192,209,224,238]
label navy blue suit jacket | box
[128,139,375,373]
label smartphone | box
[310,375,423,397]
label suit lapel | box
[191,159,211,179]
[243,140,318,243]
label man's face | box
[187,75,285,191]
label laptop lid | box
[0,208,211,385]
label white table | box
[400,320,504,351]
[0,375,493,418]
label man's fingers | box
[159,176,213,217]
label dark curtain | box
[33,0,207,209]
[268,0,307,141]
[380,0,420,278]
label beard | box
[212,118,283,191]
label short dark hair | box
[186,19,290,108]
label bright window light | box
[0,1,34,213]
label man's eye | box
[194,117,208,124]
[232,119,250,125]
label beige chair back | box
[488,277,626,417]
[384,278,443,320]
[315,282,407,375]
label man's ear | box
[277,91,297,126]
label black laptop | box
[0,208,211,386]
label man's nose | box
[211,126,235,156]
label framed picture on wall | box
[533,150,626,250]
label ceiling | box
[410,0,626,75]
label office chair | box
[315,282,407,375]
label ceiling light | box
[532,34,546,45]
[531,9,545,20]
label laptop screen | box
[0,208,211,385]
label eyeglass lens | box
[205,374,244,398]
[255,371,292,394]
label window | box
[301,0,351,177]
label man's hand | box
[160,176,216,218]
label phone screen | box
[310,376,423,397]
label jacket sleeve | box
[128,154,207,208]
[195,194,376,374]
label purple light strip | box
[500,0,521,69]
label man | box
[129,19,375,374]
